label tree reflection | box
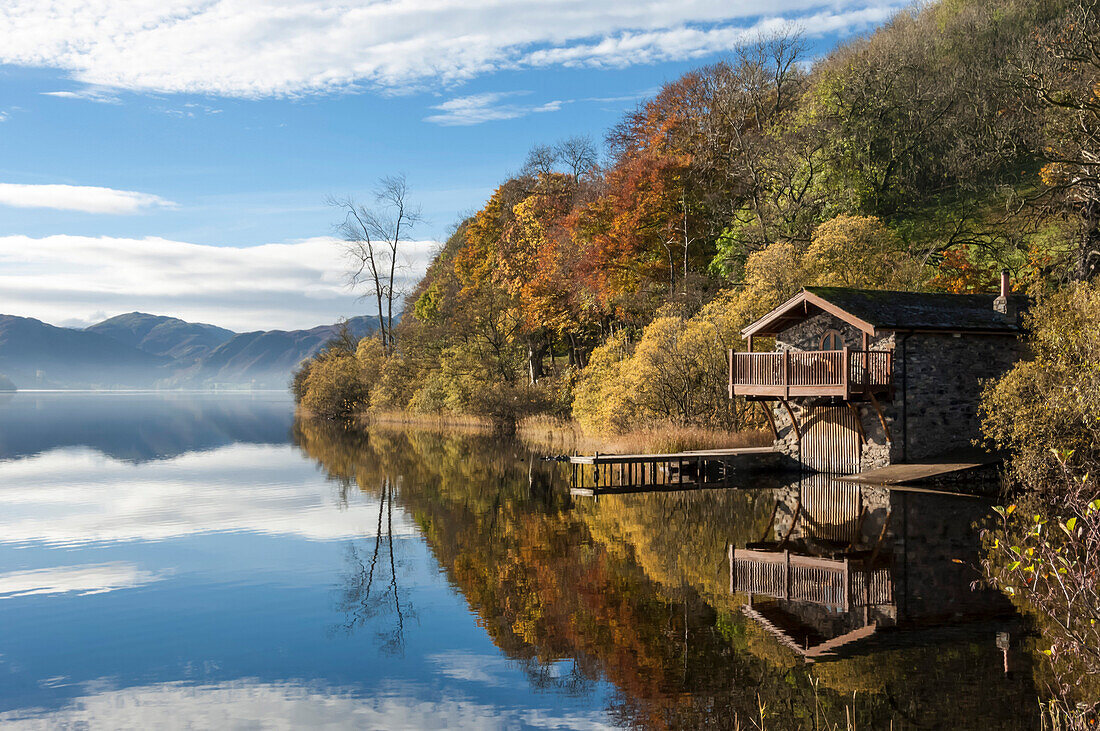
[294,418,1043,729]
[335,477,411,654]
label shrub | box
[300,350,369,419]
[981,280,1100,492]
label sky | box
[0,0,906,331]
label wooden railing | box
[729,349,892,399]
[729,547,893,610]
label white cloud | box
[0,562,162,599]
[0,183,175,214]
[0,1,906,98]
[0,233,437,331]
[0,444,417,547]
[41,87,120,104]
[523,6,900,67]
[425,92,565,126]
[0,679,618,730]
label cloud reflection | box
[0,444,415,547]
[0,679,616,730]
[0,562,162,599]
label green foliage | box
[980,281,1100,708]
[290,360,312,402]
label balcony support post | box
[779,398,801,441]
[757,400,779,440]
[868,393,892,443]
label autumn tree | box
[803,214,919,289]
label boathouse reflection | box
[730,475,1013,661]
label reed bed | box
[518,415,771,456]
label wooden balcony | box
[729,547,893,610]
[729,349,892,400]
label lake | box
[0,392,1040,729]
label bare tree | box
[329,174,422,351]
[521,136,598,182]
[521,143,559,177]
[555,135,599,182]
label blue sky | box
[0,0,904,330]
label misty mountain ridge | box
[0,312,376,389]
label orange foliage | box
[927,246,1000,294]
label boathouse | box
[730,274,1026,473]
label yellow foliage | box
[572,331,639,433]
[573,292,758,433]
[804,214,918,289]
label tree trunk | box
[1078,199,1100,282]
[375,291,387,349]
[527,334,547,385]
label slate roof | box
[804,287,1027,332]
[741,287,1027,337]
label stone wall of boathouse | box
[895,331,1027,462]
[764,312,1026,472]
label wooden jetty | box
[568,446,779,496]
[834,449,1001,488]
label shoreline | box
[296,405,771,456]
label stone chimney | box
[993,269,1016,322]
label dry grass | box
[518,415,771,456]
[304,407,771,455]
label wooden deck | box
[568,446,779,496]
[835,450,1001,487]
[729,349,892,400]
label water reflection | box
[0,391,293,462]
[295,422,1040,728]
[0,394,623,729]
[335,479,414,655]
[0,395,1042,728]
[731,475,1014,660]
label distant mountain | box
[0,315,169,388]
[192,317,377,388]
[0,313,377,390]
[87,312,235,362]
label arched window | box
[820,329,843,351]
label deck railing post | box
[783,349,790,397]
[842,346,849,394]
[783,550,791,600]
[728,349,734,398]
[843,558,851,611]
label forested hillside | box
[297,0,1099,427]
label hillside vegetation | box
[297,0,1097,428]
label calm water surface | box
[0,393,1040,729]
